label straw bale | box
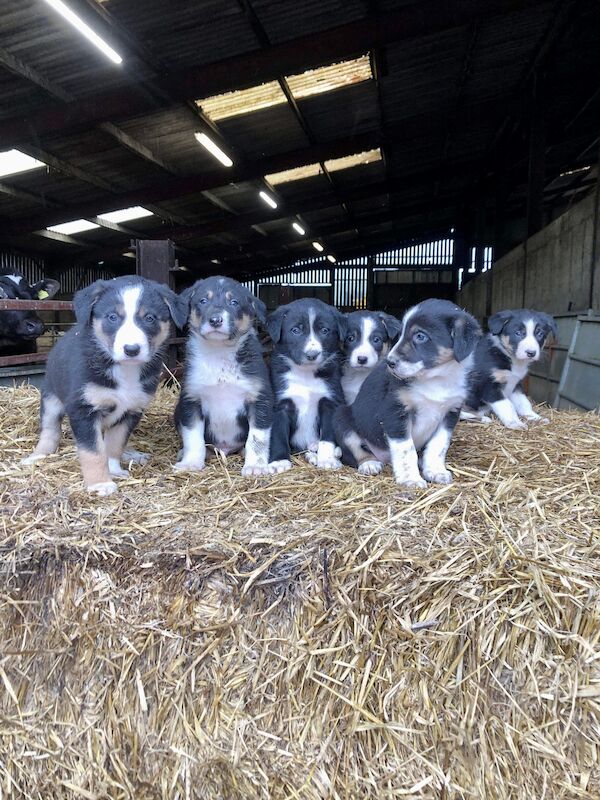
[0,384,599,799]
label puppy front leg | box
[105,412,142,478]
[268,400,295,473]
[421,410,459,484]
[68,406,115,496]
[388,437,426,489]
[490,398,527,429]
[174,396,206,472]
[310,397,342,470]
[510,388,548,423]
[242,392,273,477]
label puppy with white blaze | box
[267,298,346,472]
[174,276,273,476]
[22,276,187,496]
[341,310,402,404]
[334,299,481,487]
[462,308,557,428]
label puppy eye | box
[291,326,302,335]
[199,297,208,305]
[144,313,156,323]
[535,327,545,339]
[229,298,239,306]
[372,336,381,344]
[412,331,429,344]
[345,334,355,343]
[515,329,525,337]
[107,312,119,324]
[320,327,330,335]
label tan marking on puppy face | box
[207,290,213,300]
[78,447,110,488]
[225,291,232,300]
[501,334,514,355]
[189,308,202,331]
[492,368,510,385]
[436,346,454,366]
[153,319,170,349]
[92,317,113,353]
[238,313,252,334]
[381,341,391,357]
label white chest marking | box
[503,361,528,397]
[83,363,150,429]
[342,368,370,404]
[282,363,332,450]
[184,335,261,449]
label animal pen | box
[1,0,600,798]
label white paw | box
[20,453,48,465]
[241,463,271,477]
[87,481,118,497]
[505,419,528,430]
[123,448,150,465]
[173,460,205,473]
[109,465,130,479]
[304,450,318,466]
[268,459,293,473]
[524,413,548,424]
[480,414,492,424]
[308,441,341,458]
[395,477,427,489]
[316,457,342,470]
[423,469,453,484]
[358,459,383,476]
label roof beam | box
[0,0,547,150]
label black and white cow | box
[0,270,60,356]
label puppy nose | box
[525,349,537,358]
[305,349,320,361]
[357,356,368,365]
[124,344,141,357]
[387,355,398,368]
[209,315,223,328]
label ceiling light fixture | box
[42,0,123,64]
[259,190,278,209]
[98,206,153,223]
[312,241,324,252]
[194,133,234,167]
[0,149,45,178]
[47,219,99,235]
[327,254,336,263]
[292,222,306,235]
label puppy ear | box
[252,296,267,326]
[378,312,402,341]
[335,310,347,342]
[73,280,108,325]
[488,310,513,335]
[158,284,189,329]
[538,312,557,340]
[451,312,481,361]
[31,278,60,300]
[266,307,285,343]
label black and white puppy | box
[267,298,346,472]
[22,276,187,496]
[174,276,273,476]
[0,270,60,356]
[341,310,402,403]
[335,299,481,487]
[462,308,557,429]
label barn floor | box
[0,384,599,799]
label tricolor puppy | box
[22,276,186,496]
[341,310,402,403]
[268,298,346,472]
[462,308,557,428]
[334,299,481,487]
[174,276,273,476]
[0,270,60,356]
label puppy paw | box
[395,477,427,489]
[316,456,343,470]
[480,414,493,424]
[524,413,549,424]
[308,441,342,458]
[423,469,453,484]
[358,459,383,476]
[241,463,271,477]
[304,450,318,466]
[20,453,48,465]
[87,481,118,497]
[173,460,205,473]
[123,448,150,465]
[109,465,130,479]
[268,459,293,473]
[505,419,528,430]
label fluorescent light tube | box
[98,206,153,223]
[0,149,44,178]
[292,222,306,235]
[42,0,123,64]
[327,254,336,263]
[195,133,233,167]
[259,190,278,209]
[312,241,324,252]
[47,219,99,235]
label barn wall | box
[458,192,600,319]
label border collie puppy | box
[174,276,273,476]
[0,270,60,356]
[267,298,346,472]
[341,310,402,404]
[334,299,481,487]
[22,276,187,496]
[462,308,557,429]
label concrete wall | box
[458,191,600,319]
